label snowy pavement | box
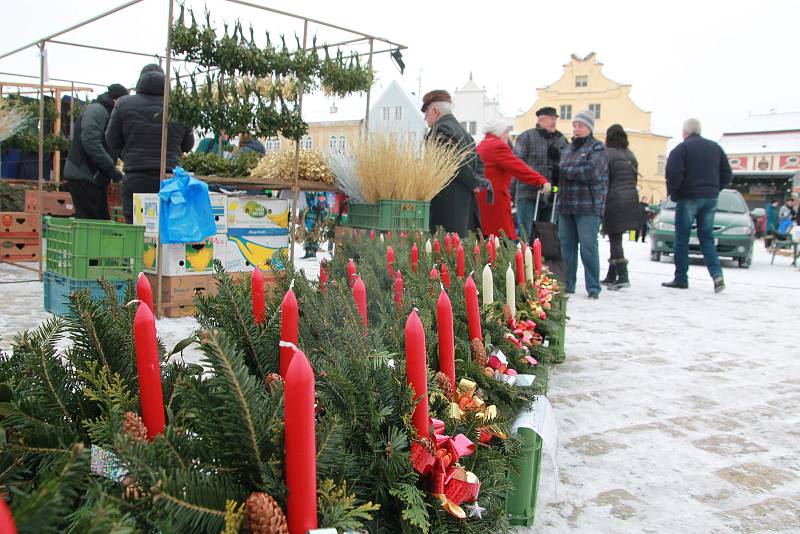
[1,238,799,533]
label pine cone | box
[470,339,488,367]
[435,371,453,398]
[246,492,289,534]
[122,411,148,444]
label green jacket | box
[64,93,118,184]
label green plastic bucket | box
[506,427,543,527]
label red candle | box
[411,243,419,273]
[444,233,452,255]
[318,259,328,293]
[433,237,441,257]
[487,236,497,265]
[387,230,393,241]
[452,233,460,250]
[347,258,357,288]
[430,266,440,284]
[394,270,404,309]
[0,499,17,534]
[456,243,465,279]
[280,289,299,377]
[369,229,375,240]
[405,310,430,438]
[137,272,154,315]
[352,276,368,328]
[515,249,525,287]
[251,267,266,324]
[386,245,395,279]
[473,242,481,265]
[440,263,451,289]
[464,276,482,342]
[533,238,542,276]
[284,350,318,534]
[134,303,165,440]
[436,290,456,393]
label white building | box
[452,74,513,139]
[367,80,427,147]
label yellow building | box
[515,53,670,201]
[270,119,363,155]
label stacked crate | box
[1,190,74,262]
[42,216,144,315]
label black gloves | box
[478,178,494,205]
[547,145,561,162]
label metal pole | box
[48,39,186,63]
[37,41,45,281]
[69,83,75,138]
[0,0,146,60]
[156,0,175,319]
[289,20,308,262]
[363,39,374,139]
[53,88,62,185]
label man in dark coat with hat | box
[64,83,129,219]
[512,106,568,241]
[106,64,194,223]
[421,89,484,237]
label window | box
[657,155,665,176]
[459,121,468,129]
[329,135,338,151]
[265,137,280,153]
[395,106,403,120]
[468,121,477,135]
[338,136,347,152]
[299,135,312,150]
[560,105,572,120]
[382,107,390,120]
[589,103,601,119]
[575,75,588,87]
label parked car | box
[650,189,765,268]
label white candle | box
[482,264,493,306]
[524,247,534,285]
[425,239,432,254]
[506,264,516,318]
[379,233,385,242]
[494,236,501,249]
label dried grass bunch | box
[250,148,335,184]
[0,99,30,142]
[354,133,469,203]
[328,150,365,203]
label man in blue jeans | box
[663,118,732,293]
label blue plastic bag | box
[159,167,216,244]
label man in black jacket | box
[421,90,484,237]
[663,118,732,293]
[64,83,129,219]
[106,64,194,223]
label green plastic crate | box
[44,217,145,280]
[346,200,430,231]
[506,427,543,527]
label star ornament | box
[465,501,485,519]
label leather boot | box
[608,259,630,290]
[601,260,617,285]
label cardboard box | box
[1,212,40,237]
[144,273,218,307]
[1,237,40,261]
[133,193,227,236]
[226,227,289,272]
[226,196,289,229]
[24,190,74,216]
[143,234,227,276]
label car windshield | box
[662,192,748,213]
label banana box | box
[226,227,289,272]
[143,234,227,276]
[133,193,228,236]
[226,197,289,229]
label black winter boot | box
[601,261,617,285]
[608,259,630,290]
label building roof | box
[301,92,366,124]
[723,111,800,135]
[458,73,482,92]
[719,131,800,155]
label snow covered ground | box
[1,238,798,533]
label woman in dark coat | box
[602,124,640,289]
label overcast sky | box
[2,0,797,146]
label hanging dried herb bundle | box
[0,98,30,142]
[354,134,470,203]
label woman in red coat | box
[476,118,550,241]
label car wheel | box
[650,251,661,262]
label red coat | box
[476,133,547,240]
